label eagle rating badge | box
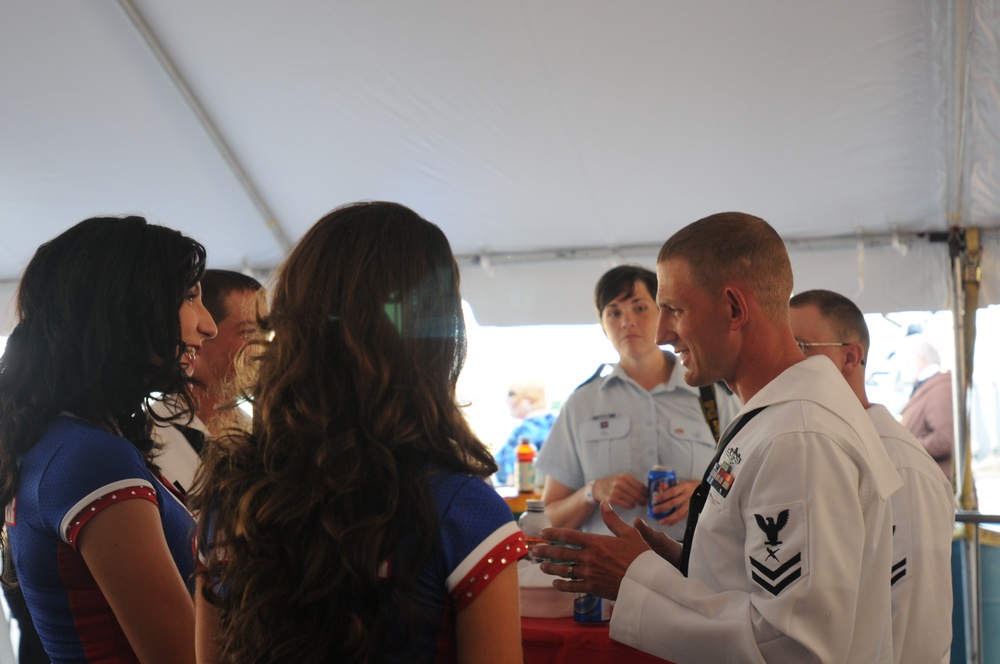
[745,502,808,596]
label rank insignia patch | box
[890,516,912,588]
[891,557,907,586]
[744,501,808,597]
[754,509,788,546]
[750,553,802,595]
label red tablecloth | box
[521,617,671,664]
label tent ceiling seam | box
[454,226,1000,267]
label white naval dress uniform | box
[867,404,955,664]
[151,398,254,496]
[610,356,902,663]
[150,402,210,496]
[536,352,740,539]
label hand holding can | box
[647,465,678,519]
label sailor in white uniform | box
[536,213,902,664]
[790,289,954,664]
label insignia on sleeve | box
[745,502,807,597]
[890,519,912,588]
[891,557,907,586]
[754,509,788,545]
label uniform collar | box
[601,351,700,396]
[739,355,858,416]
[735,355,902,499]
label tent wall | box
[459,234,1000,327]
[0,230,990,334]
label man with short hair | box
[537,212,901,663]
[789,288,954,664]
[154,269,263,496]
[192,269,263,432]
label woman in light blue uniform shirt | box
[535,265,740,539]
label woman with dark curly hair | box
[0,216,218,663]
[190,202,525,664]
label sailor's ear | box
[843,341,866,373]
[724,286,749,330]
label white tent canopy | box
[3,1,1000,328]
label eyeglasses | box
[797,341,850,353]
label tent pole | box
[113,0,293,252]
[949,228,977,508]
[949,234,976,664]
[947,1,983,658]
[952,225,984,664]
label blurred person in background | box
[493,379,555,486]
[192,270,263,433]
[900,337,955,482]
[536,264,739,539]
[152,270,263,498]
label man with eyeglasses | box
[789,289,954,664]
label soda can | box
[573,593,612,623]
[648,465,678,519]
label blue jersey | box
[198,468,525,663]
[412,470,525,662]
[6,415,195,663]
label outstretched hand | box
[633,518,682,568]
[534,502,651,601]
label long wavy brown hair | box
[190,202,496,663]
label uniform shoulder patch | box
[890,519,911,588]
[743,501,809,596]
